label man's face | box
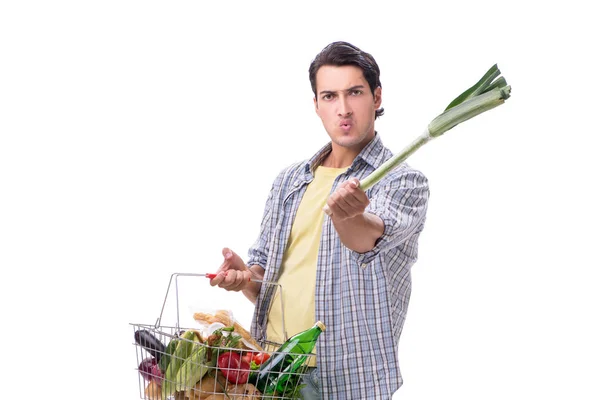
[314,65,382,151]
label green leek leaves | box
[359,64,511,191]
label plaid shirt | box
[248,134,429,399]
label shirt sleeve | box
[246,173,282,269]
[353,166,430,265]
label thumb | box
[222,247,245,270]
[222,247,233,260]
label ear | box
[374,87,382,109]
[313,97,319,115]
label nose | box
[337,95,352,117]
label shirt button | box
[360,263,367,269]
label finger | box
[345,179,369,203]
[222,270,249,291]
[228,249,246,270]
[337,186,360,209]
[342,199,364,217]
[327,195,350,219]
[229,276,248,292]
[337,178,358,192]
[329,185,367,219]
[351,188,369,205]
[222,247,233,260]
[340,185,362,207]
[209,270,228,287]
[217,248,232,271]
[337,194,358,216]
[349,178,360,189]
[222,247,248,272]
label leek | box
[322,64,510,216]
[359,64,511,191]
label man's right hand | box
[209,247,253,292]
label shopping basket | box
[131,273,316,399]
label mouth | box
[339,119,353,131]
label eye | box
[350,89,363,96]
[322,93,334,101]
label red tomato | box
[217,352,250,384]
[252,352,270,365]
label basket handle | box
[154,273,288,341]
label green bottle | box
[249,321,326,396]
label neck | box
[323,131,376,168]
[321,145,357,168]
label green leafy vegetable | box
[355,64,511,192]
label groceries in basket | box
[249,321,326,396]
[133,308,323,399]
[193,309,264,352]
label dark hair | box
[309,41,384,119]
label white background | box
[1,1,599,399]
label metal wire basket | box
[131,273,316,399]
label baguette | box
[232,321,263,351]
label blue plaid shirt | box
[248,134,429,399]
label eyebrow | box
[319,85,366,96]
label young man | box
[210,41,429,399]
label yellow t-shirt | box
[266,166,347,361]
